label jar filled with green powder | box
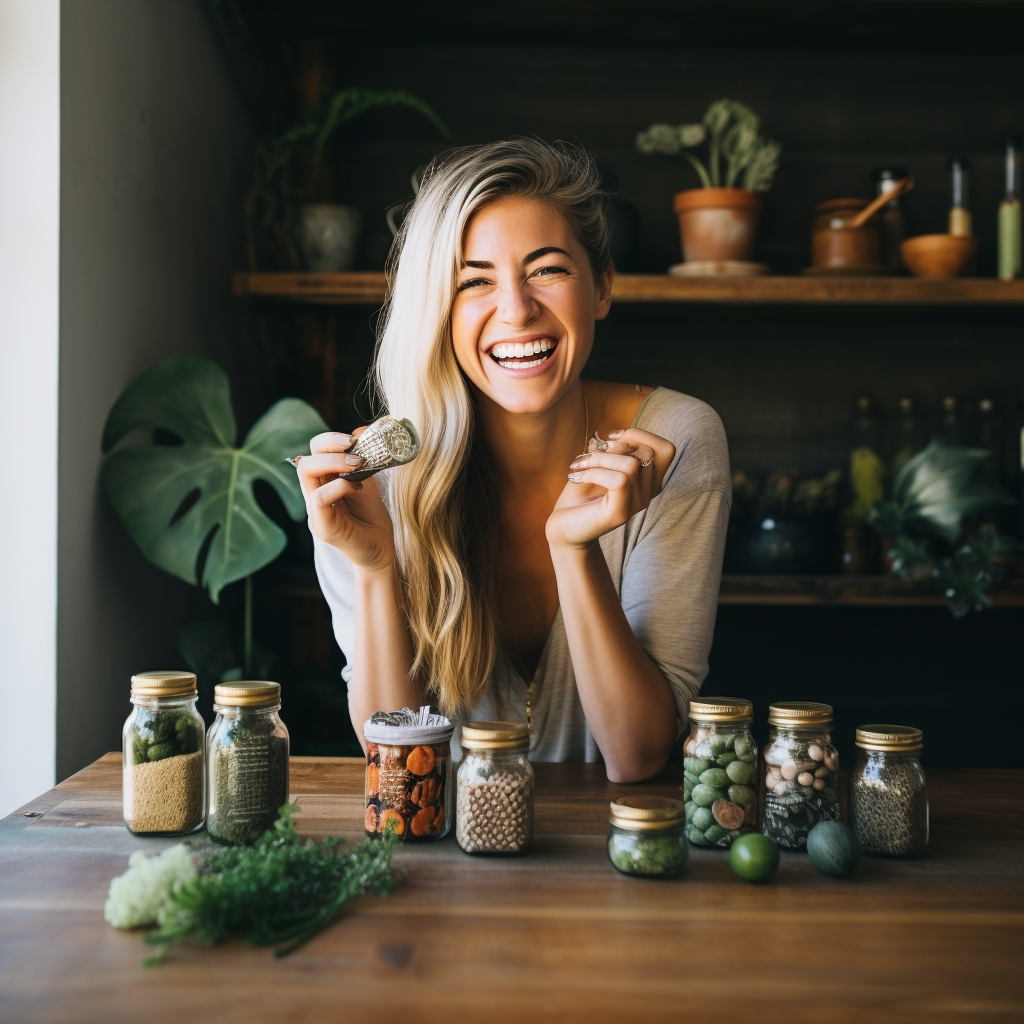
[607,796,688,877]
[206,681,289,845]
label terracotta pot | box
[673,188,763,263]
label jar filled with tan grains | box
[206,681,289,845]
[122,671,205,836]
[682,697,759,848]
[457,721,534,855]
[852,725,929,857]
[762,701,840,850]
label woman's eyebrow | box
[460,246,573,271]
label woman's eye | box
[533,265,570,279]
[457,277,490,292]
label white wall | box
[0,1,60,816]
[57,0,254,783]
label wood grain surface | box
[232,271,1024,306]
[2,755,1022,1023]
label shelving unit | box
[233,271,1024,307]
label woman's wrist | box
[549,538,602,574]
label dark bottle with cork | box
[939,396,964,446]
[891,397,925,474]
[872,167,908,271]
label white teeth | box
[539,339,550,352]
[488,339,557,366]
[513,342,525,358]
[524,341,535,356]
[498,356,547,369]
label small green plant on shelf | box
[867,439,1018,617]
[101,355,327,688]
[636,99,781,191]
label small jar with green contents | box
[122,671,205,836]
[682,697,759,848]
[607,796,688,877]
[206,681,289,845]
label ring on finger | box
[640,457,653,467]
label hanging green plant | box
[101,355,327,604]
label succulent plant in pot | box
[637,99,780,268]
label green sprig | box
[143,804,400,964]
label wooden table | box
[2,756,1022,1023]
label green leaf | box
[102,356,327,602]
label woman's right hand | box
[297,430,396,572]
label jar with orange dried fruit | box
[682,697,759,849]
[363,707,454,841]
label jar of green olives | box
[608,796,689,876]
[762,701,840,850]
[682,697,759,848]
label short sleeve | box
[618,394,731,730]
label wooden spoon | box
[846,177,914,229]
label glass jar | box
[682,697,759,848]
[122,670,205,836]
[457,721,534,854]
[364,706,454,841]
[762,701,840,850]
[852,725,929,857]
[206,681,289,845]
[607,796,688,877]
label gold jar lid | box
[131,670,197,698]
[769,701,833,727]
[856,724,923,752]
[461,721,530,751]
[609,795,686,831]
[688,696,753,723]
[214,680,281,707]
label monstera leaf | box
[102,356,327,603]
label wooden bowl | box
[900,234,978,279]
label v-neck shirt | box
[312,387,731,763]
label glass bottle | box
[998,138,1022,280]
[977,399,1003,482]
[762,701,840,850]
[852,725,929,857]
[940,396,964,446]
[122,670,205,836]
[364,720,453,842]
[948,158,972,237]
[206,681,289,845]
[872,167,907,270]
[853,395,883,458]
[682,697,759,848]
[456,721,533,854]
[891,397,925,474]
[608,796,688,877]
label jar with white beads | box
[456,721,533,855]
[762,701,840,850]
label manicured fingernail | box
[608,429,624,440]
[568,471,584,482]
[345,454,364,467]
[571,459,589,470]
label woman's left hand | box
[545,427,676,550]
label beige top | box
[313,387,731,762]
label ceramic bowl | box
[900,234,978,279]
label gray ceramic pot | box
[294,204,362,272]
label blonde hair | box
[374,138,610,717]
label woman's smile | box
[486,335,560,375]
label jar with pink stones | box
[762,701,840,850]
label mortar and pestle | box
[806,177,914,275]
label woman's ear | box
[594,264,615,321]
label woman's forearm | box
[550,542,678,782]
[349,564,421,749]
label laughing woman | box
[298,139,730,782]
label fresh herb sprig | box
[143,804,400,963]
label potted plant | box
[277,87,449,272]
[637,99,780,267]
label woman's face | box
[451,196,613,416]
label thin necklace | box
[526,379,589,731]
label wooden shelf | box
[719,575,1024,607]
[233,272,1024,308]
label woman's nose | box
[495,279,539,328]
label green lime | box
[729,833,780,883]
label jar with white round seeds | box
[762,701,840,850]
[456,721,533,855]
